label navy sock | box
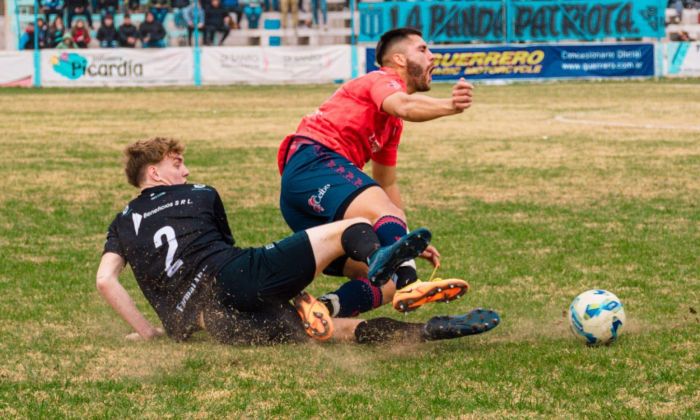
[373,216,418,286]
[373,215,407,246]
[320,278,382,317]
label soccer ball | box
[568,289,626,346]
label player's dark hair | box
[375,27,422,67]
[123,137,185,187]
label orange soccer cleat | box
[294,291,334,341]
[392,278,470,313]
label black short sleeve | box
[103,215,125,257]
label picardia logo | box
[51,52,144,80]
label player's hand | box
[452,78,473,112]
[125,327,164,341]
[419,245,441,267]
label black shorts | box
[206,231,316,345]
[214,231,316,312]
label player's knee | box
[371,208,406,226]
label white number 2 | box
[153,226,184,277]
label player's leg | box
[342,185,416,287]
[352,308,501,344]
[304,217,430,281]
[279,142,410,316]
[203,299,309,345]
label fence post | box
[350,0,358,79]
[33,0,40,87]
[193,5,202,86]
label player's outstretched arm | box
[96,252,163,341]
[382,78,473,122]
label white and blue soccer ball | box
[568,289,626,346]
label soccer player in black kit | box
[96,137,500,345]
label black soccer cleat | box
[367,227,432,287]
[423,308,501,341]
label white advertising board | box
[40,48,193,86]
[200,46,351,84]
[666,42,700,76]
[0,51,33,86]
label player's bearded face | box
[407,57,432,92]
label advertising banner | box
[0,52,33,86]
[358,0,665,43]
[666,42,700,76]
[366,43,655,80]
[200,46,351,84]
[40,48,193,86]
[508,0,665,42]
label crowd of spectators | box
[19,0,334,49]
[667,0,700,41]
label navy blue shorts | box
[215,231,316,312]
[280,141,377,232]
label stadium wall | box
[1,43,699,87]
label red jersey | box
[278,67,406,173]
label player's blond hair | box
[123,137,185,187]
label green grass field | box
[1,80,699,418]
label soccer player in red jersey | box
[277,28,474,318]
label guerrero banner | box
[200,46,351,84]
[666,42,700,76]
[0,52,33,86]
[366,43,654,80]
[40,48,193,86]
[358,0,665,43]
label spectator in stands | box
[263,0,278,11]
[39,0,64,24]
[127,0,140,13]
[48,15,66,48]
[19,23,36,50]
[241,0,262,29]
[71,18,91,47]
[140,11,168,47]
[221,0,244,29]
[150,0,170,23]
[280,0,298,29]
[183,1,204,46]
[30,18,50,49]
[172,0,190,9]
[96,0,119,17]
[310,0,327,29]
[97,15,119,47]
[118,14,140,47]
[679,30,695,41]
[56,33,76,49]
[66,0,93,28]
[204,0,231,45]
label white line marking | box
[554,115,700,131]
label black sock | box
[341,222,381,263]
[394,265,418,289]
[354,318,425,344]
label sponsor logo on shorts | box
[308,183,331,213]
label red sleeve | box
[369,73,406,111]
[371,119,403,167]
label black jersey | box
[103,184,244,340]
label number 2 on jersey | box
[153,226,184,277]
